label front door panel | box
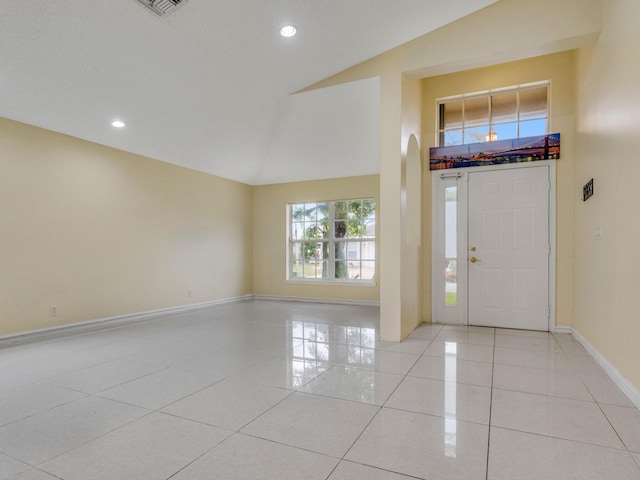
[468,166,549,330]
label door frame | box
[431,160,556,331]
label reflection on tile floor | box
[0,300,639,479]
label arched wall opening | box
[401,133,423,337]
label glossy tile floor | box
[1,300,639,479]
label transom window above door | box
[437,82,549,147]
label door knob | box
[470,256,480,263]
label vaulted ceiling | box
[1,1,500,184]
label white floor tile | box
[0,452,31,479]
[170,433,338,480]
[433,331,495,346]
[564,352,607,375]
[235,353,331,390]
[372,339,431,355]
[98,367,222,410]
[48,338,164,369]
[161,378,292,431]
[46,331,134,351]
[494,334,562,352]
[290,339,348,365]
[302,365,404,405]
[2,301,639,480]
[0,383,85,427]
[346,407,489,480]
[5,469,62,480]
[0,364,61,393]
[601,404,640,452]
[172,345,274,377]
[441,325,495,335]
[105,322,192,343]
[555,338,589,356]
[39,412,230,480]
[386,376,491,425]
[491,388,624,449]
[493,363,592,400]
[329,461,418,479]
[493,346,572,371]
[496,328,550,338]
[581,372,635,407]
[339,348,420,375]
[241,392,378,457]
[407,324,442,341]
[0,396,147,465]
[47,359,162,394]
[488,427,640,480]
[423,341,494,363]
[123,345,194,371]
[408,355,493,387]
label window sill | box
[286,279,377,287]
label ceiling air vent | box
[137,0,187,16]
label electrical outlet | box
[50,305,58,317]
[188,289,193,298]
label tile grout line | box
[489,424,633,452]
[33,405,156,470]
[591,389,632,453]
[485,328,497,480]
[327,329,439,479]
[552,332,630,429]
[15,309,638,478]
[165,431,239,480]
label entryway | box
[432,162,554,331]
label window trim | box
[286,198,376,285]
[435,81,550,147]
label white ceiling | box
[0,0,497,185]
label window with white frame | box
[437,82,549,147]
[288,199,375,282]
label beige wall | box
[253,175,380,302]
[574,0,640,388]
[421,51,578,327]
[1,117,380,337]
[400,77,423,338]
[0,117,253,336]
[378,72,404,340]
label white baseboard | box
[0,295,253,347]
[568,327,640,410]
[0,295,380,347]
[252,294,380,308]
[552,325,573,334]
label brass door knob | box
[470,256,479,263]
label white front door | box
[468,166,550,330]
[432,164,552,331]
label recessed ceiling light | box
[280,25,297,38]
[112,120,125,128]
